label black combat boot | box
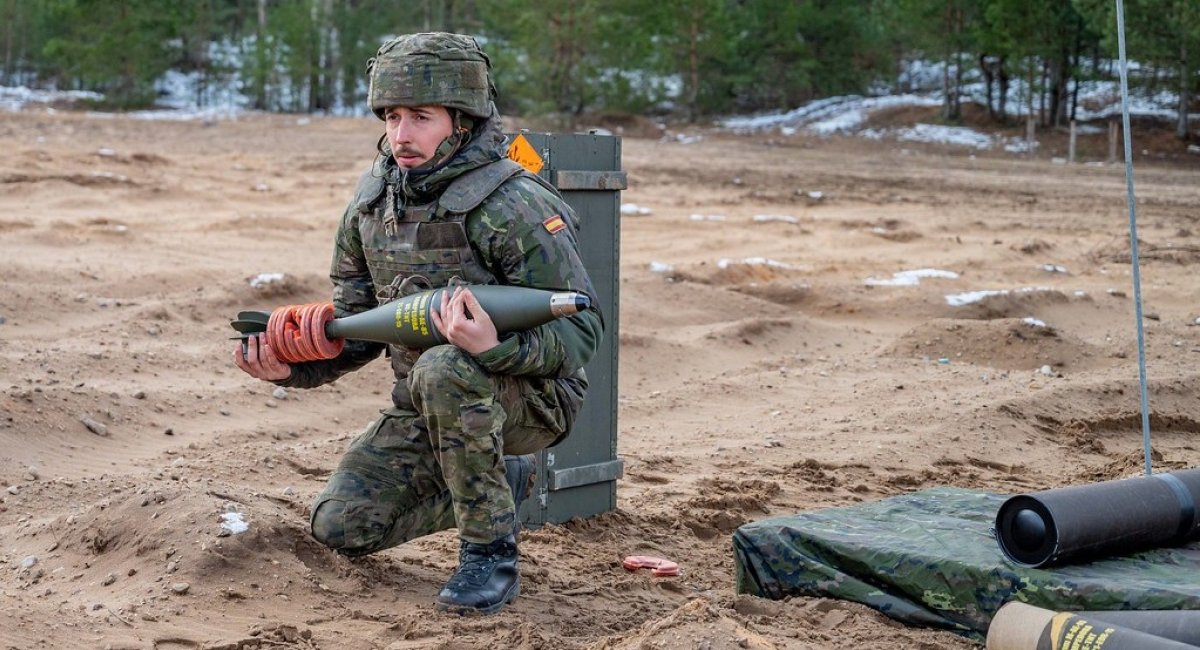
[435,456,533,614]
[435,534,520,614]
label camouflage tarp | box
[733,488,1200,642]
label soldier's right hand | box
[233,334,292,382]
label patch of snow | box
[648,261,673,273]
[249,272,285,289]
[897,124,993,149]
[620,203,653,216]
[0,85,103,112]
[1041,264,1067,273]
[220,512,249,535]
[717,257,794,270]
[688,214,727,222]
[945,286,1053,306]
[1022,317,1047,327]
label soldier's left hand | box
[431,286,500,355]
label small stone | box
[91,602,104,611]
[20,556,38,570]
[282,486,296,497]
[171,457,188,468]
[7,485,19,495]
[264,401,277,409]
[0,315,6,325]
[219,408,231,416]
[1039,365,1054,377]
[25,467,38,481]
[166,561,178,573]
[272,387,288,400]
[170,582,190,595]
[127,568,137,576]
[132,390,146,400]
[101,573,116,586]
[163,428,174,436]
[80,416,109,436]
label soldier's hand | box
[232,334,292,382]
[431,286,500,355]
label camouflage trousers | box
[309,345,565,552]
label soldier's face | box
[384,105,454,169]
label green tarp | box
[732,488,1200,641]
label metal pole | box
[1115,0,1154,476]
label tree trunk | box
[322,0,335,114]
[1178,41,1190,139]
[1027,62,1036,139]
[1070,20,1083,122]
[998,56,1009,123]
[195,0,210,108]
[2,0,14,86]
[1049,53,1065,128]
[1039,58,1048,127]
[308,0,323,113]
[940,6,953,121]
[254,0,268,110]
[953,7,964,120]
[980,55,995,120]
[687,3,701,121]
[444,0,456,33]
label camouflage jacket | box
[278,109,602,430]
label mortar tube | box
[994,467,1200,568]
[987,602,1200,650]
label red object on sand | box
[622,555,680,577]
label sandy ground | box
[2,108,1200,649]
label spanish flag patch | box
[543,215,566,234]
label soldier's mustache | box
[393,146,424,158]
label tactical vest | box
[349,157,562,409]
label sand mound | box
[880,317,1102,371]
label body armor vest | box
[351,158,547,409]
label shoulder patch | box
[542,215,566,235]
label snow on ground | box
[0,86,103,112]
[2,56,1195,135]
[721,59,1197,152]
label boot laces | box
[448,539,514,589]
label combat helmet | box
[367,32,494,120]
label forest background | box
[1,0,1198,138]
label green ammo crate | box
[506,131,625,527]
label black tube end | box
[996,495,1057,568]
[575,294,591,312]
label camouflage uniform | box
[277,34,602,551]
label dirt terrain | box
[1,107,1199,649]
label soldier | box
[233,32,603,614]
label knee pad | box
[309,497,350,550]
[310,497,385,557]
